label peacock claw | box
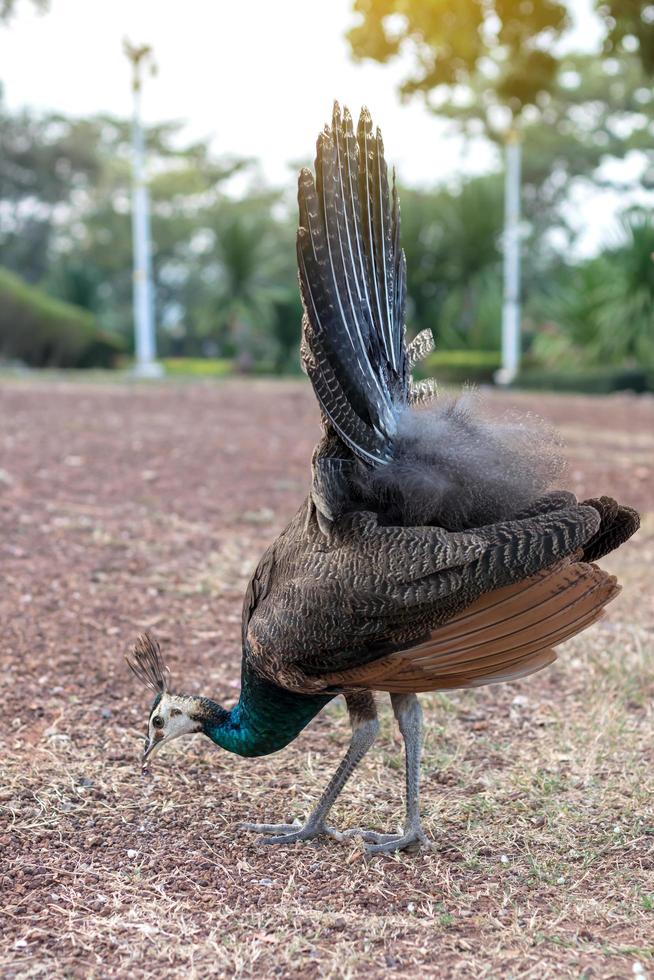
[343,826,433,854]
[239,819,344,845]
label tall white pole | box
[498,129,522,385]
[124,41,161,378]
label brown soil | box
[1,378,653,978]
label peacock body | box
[127,104,639,852]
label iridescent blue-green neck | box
[202,663,333,758]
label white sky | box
[0,0,635,251]
[0,0,493,185]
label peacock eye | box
[152,715,164,730]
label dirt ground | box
[1,377,653,979]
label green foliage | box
[517,50,654,250]
[532,211,654,368]
[0,102,101,283]
[0,266,123,367]
[346,2,654,379]
[162,358,232,377]
[0,94,251,349]
[0,0,47,22]
[400,175,504,348]
[92,133,245,343]
[185,193,295,370]
[270,289,304,373]
[348,0,568,131]
[347,3,654,146]
[437,269,503,352]
[418,349,501,385]
[602,0,654,75]
[512,366,654,394]
[1,58,653,380]
[347,4,654,257]
[599,212,654,366]
[0,95,301,370]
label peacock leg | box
[347,693,432,854]
[239,693,379,845]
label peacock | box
[126,104,639,853]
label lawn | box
[1,377,653,978]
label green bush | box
[512,367,654,394]
[530,213,654,371]
[162,357,233,377]
[0,267,123,368]
[417,349,502,385]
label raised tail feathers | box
[298,106,583,538]
[298,103,411,466]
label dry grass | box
[1,378,653,978]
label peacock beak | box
[142,733,164,768]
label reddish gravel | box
[1,378,652,979]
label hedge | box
[0,267,123,368]
[162,357,233,377]
[511,367,654,394]
[416,349,501,385]
[415,350,653,393]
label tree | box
[0,94,305,365]
[347,0,576,378]
[35,113,249,349]
[0,96,101,282]
[177,190,300,369]
[601,0,654,74]
[347,0,570,139]
[399,175,504,349]
[529,209,654,367]
[347,2,654,374]
[519,50,654,243]
[347,5,654,230]
[0,0,47,22]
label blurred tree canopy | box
[531,211,654,368]
[602,0,654,73]
[0,97,101,282]
[400,175,504,350]
[347,2,654,223]
[0,0,47,22]
[347,0,569,137]
[1,0,653,377]
[0,91,303,365]
[346,0,654,366]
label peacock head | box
[125,633,211,769]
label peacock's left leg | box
[348,692,432,854]
[239,692,379,845]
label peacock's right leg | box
[345,692,432,853]
[239,692,379,845]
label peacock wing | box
[245,503,605,694]
[511,492,639,564]
[579,496,640,562]
[317,557,620,693]
[243,515,484,690]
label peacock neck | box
[202,663,333,758]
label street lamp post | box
[496,128,522,385]
[124,40,162,378]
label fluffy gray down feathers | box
[351,393,565,531]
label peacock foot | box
[343,825,433,854]
[238,818,345,846]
